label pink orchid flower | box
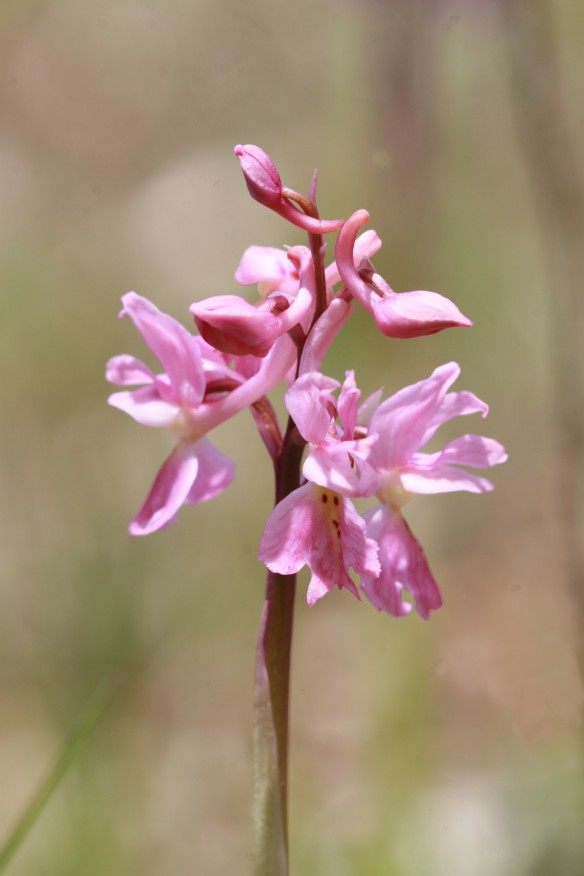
[360,362,508,618]
[285,370,379,497]
[335,211,472,338]
[190,247,315,358]
[259,370,381,604]
[107,292,295,536]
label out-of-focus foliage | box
[1,1,583,873]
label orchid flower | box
[259,370,380,604]
[360,362,508,618]
[107,292,295,535]
[335,210,472,338]
[190,247,315,357]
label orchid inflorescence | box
[107,144,507,619]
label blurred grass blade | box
[0,675,120,872]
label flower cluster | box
[107,145,506,617]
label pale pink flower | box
[107,292,295,535]
[285,370,379,498]
[360,362,507,617]
[259,370,381,604]
[335,211,472,338]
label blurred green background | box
[1,0,584,873]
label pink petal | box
[371,290,472,338]
[129,443,201,536]
[303,441,379,498]
[337,371,360,439]
[325,228,382,289]
[357,387,383,429]
[185,438,235,504]
[285,372,340,445]
[334,210,375,309]
[420,390,489,446]
[436,434,508,469]
[235,246,299,297]
[199,333,297,432]
[299,298,353,375]
[191,295,281,357]
[361,507,442,619]
[258,483,379,606]
[400,466,495,495]
[120,292,205,408]
[108,386,179,428]
[369,363,461,469]
[400,435,508,494]
[106,354,154,386]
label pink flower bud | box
[235,144,345,235]
[234,144,283,209]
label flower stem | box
[253,419,305,876]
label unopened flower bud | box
[235,144,283,209]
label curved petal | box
[325,229,382,289]
[185,438,235,504]
[337,371,360,439]
[259,484,379,605]
[106,354,154,387]
[399,435,507,494]
[285,372,340,444]
[434,434,508,469]
[421,390,489,446]
[120,292,205,407]
[369,363,461,469]
[198,333,297,432]
[334,210,374,310]
[299,298,352,376]
[303,441,379,498]
[400,466,495,494]
[371,290,472,338]
[108,386,179,428]
[235,246,300,297]
[361,507,442,619]
[191,295,280,357]
[129,443,201,536]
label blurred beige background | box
[1,1,584,874]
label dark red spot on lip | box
[321,494,328,503]
[333,496,339,506]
